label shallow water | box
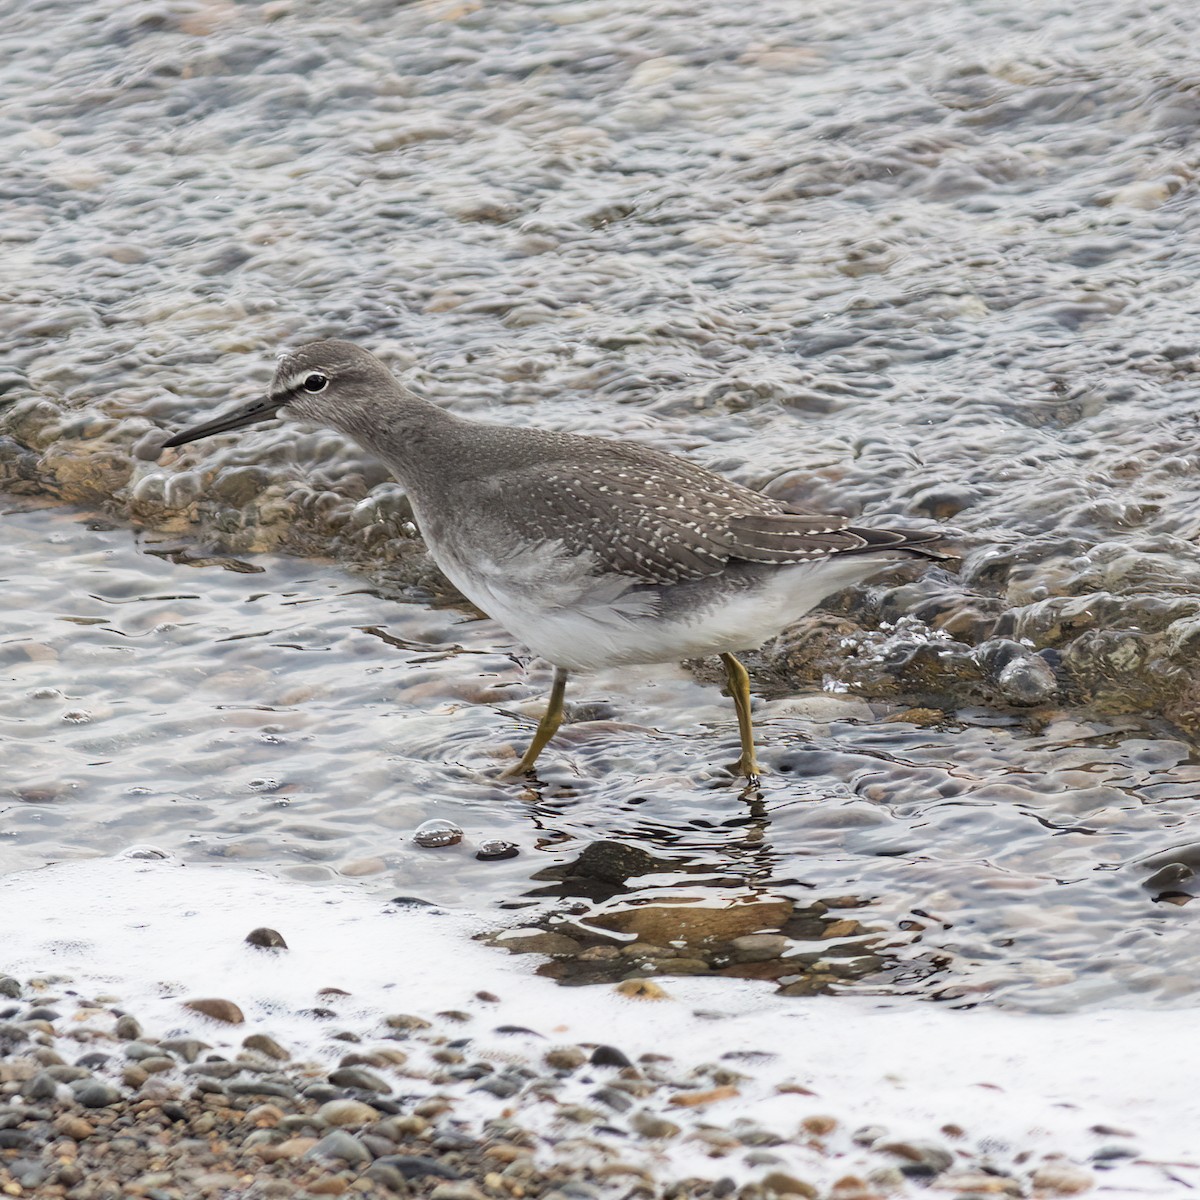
[5,0,1200,1012]
[5,0,1200,617]
[5,500,1200,1012]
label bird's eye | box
[302,373,328,393]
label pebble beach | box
[7,0,1200,1195]
[2,858,1198,1200]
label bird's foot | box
[498,762,538,781]
[729,758,764,796]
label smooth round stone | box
[53,1114,95,1141]
[307,1129,372,1164]
[245,926,288,950]
[475,840,519,861]
[22,1073,59,1101]
[114,1014,143,1040]
[412,819,464,848]
[243,1033,291,1061]
[328,1066,391,1094]
[544,1046,587,1071]
[73,1081,121,1108]
[183,997,245,1024]
[729,934,790,962]
[123,1041,161,1061]
[318,1098,380,1127]
[138,1056,178,1075]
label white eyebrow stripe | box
[282,370,321,392]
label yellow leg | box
[720,652,761,787]
[501,667,569,778]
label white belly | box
[429,527,900,672]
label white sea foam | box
[2,854,1196,1196]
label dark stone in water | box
[476,839,519,861]
[572,840,671,884]
[245,926,288,950]
[590,1044,632,1068]
[1142,862,1193,891]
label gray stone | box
[73,1081,121,1108]
[23,1072,61,1100]
[629,1111,680,1139]
[591,1086,632,1112]
[243,1033,290,1061]
[159,1038,208,1063]
[472,1075,522,1099]
[114,1014,143,1040]
[44,1066,90,1083]
[374,1155,463,1180]
[124,1041,162,1061]
[307,1129,372,1164]
[729,934,790,962]
[328,1066,391,1093]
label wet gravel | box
[0,973,1107,1200]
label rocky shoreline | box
[0,968,1110,1200]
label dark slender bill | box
[161,396,282,448]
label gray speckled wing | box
[471,442,895,586]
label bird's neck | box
[331,384,464,492]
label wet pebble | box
[412,819,464,848]
[327,1066,391,1094]
[544,1046,587,1071]
[72,1081,121,1108]
[317,1098,380,1126]
[113,1014,142,1040]
[245,926,289,950]
[243,1032,291,1061]
[182,997,245,1024]
[475,840,520,861]
[307,1128,372,1164]
[1031,1161,1096,1193]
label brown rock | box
[307,1178,349,1195]
[801,1114,838,1136]
[760,1172,818,1197]
[492,929,581,956]
[255,1136,317,1161]
[1030,1163,1094,1194]
[243,1033,290,1061]
[122,1064,148,1088]
[588,896,793,946]
[931,1173,1021,1194]
[53,1114,95,1140]
[384,1013,431,1032]
[614,979,671,1000]
[245,1103,285,1127]
[183,998,245,1024]
[544,1046,587,1071]
[668,1084,739,1107]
